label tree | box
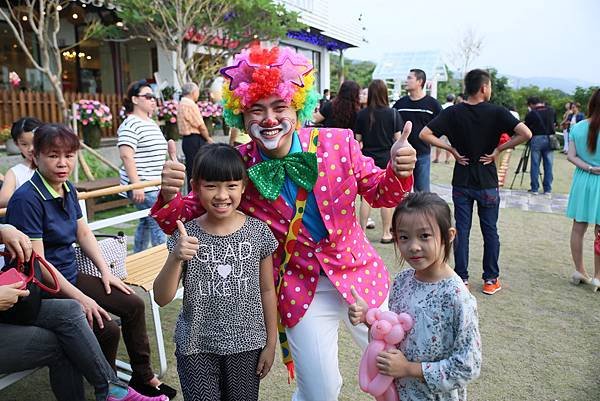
[573,86,599,114]
[436,67,462,103]
[489,68,515,109]
[450,27,484,80]
[110,0,302,88]
[329,54,375,91]
[0,0,102,120]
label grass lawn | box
[3,204,599,401]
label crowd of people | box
[0,42,598,401]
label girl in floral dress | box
[350,192,481,400]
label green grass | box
[431,145,575,195]
[77,149,118,181]
[3,206,599,400]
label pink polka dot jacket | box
[151,128,413,328]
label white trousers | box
[286,277,388,401]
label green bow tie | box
[248,152,318,201]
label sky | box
[328,0,600,85]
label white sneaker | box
[366,218,375,229]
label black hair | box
[33,123,80,156]
[409,69,427,89]
[331,80,360,129]
[446,94,455,102]
[527,96,542,106]
[191,143,247,183]
[11,117,42,141]
[464,69,490,97]
[586,88,600,153]
[123,79,152,113]
[392,192,454,263]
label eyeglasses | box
[137,93,156,101]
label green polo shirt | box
[6,170,82,284]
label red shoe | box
[482,279,502,295]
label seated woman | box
[0,117,42,208]
[0,224,168,401]
[5,124,176,400]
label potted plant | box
[197,100,224,136]
[73,99,113,148]
[157,100,179,140]
[0,125,21,155]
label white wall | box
[156,46,179,90]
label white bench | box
[0,180,179,390]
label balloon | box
[358,309,414,401]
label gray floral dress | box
[388,268,481,400]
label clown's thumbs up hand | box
[161,140,186,201]
[174,220,199,262]
[390,121,417,178]
[348,288,369,326]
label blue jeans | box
[0,299,115,401]
[413,153,431,192]
[529,135,554,193]
[452,187,500,281]
[130,190,166,253]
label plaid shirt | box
[177,97,208,137]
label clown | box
[151,44,416,401]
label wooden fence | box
[0,90,121,137]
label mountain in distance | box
[503,75,598,94]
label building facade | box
[1,0,362,97]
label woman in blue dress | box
[566,89,600,290]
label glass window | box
[0,22,37,90]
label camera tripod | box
[509,143,531,189]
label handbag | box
[548,134,561,151]
[595,231,600,256]
[74,232,128,279]
[532,109,561,151]
[0,251,60,325]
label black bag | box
[548,134,561,151]
[0,252,60,325]
[532,109,561,151]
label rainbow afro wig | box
[220,44,319,129]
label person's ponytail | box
[586,89,600,154]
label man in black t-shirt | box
[392,69,442,191]
[419,69,532,295]
[524,97,557,194]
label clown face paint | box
[244,96,297,159]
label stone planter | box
[5,138,21,155]
[161,122,179,141]
[81,124,102,149]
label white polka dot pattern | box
[151,128,414,328]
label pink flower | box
[82,119,88,125]
[169,117,176,123]
[8,71,21,87]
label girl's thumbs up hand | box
[161,140,186,202]
[390,121,417,178]
[348,287,369,326]
[174,220,199,261]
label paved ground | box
[431,183,569,215]
[2,133,569,217]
